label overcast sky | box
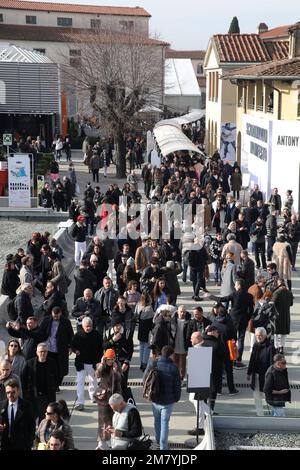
[31,0,300,49]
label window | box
[119,20,134,31]
[91,19,101,28]
[34,48,46,54]
[196,63,203,75]
[69,50,81,67]
[69,49,81,57]
[57,17,72,27]
[26,15,36,24]
[0,14,3,23]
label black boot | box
[287,280,292,290]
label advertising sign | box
[241,114,272,198]
[3,133,12,146]
[8,154,31,208]
[220,122,236,161]
[271,120,300,212]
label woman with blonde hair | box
[220,252,236,309]
[272,235,293,290]
[95,349,122,450]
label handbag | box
[93,387,109,403]
[75,183,80,194]
[227,339,238,361]
[127,434,152,450]
[250,234,257,243]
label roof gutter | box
[225,75,300,80]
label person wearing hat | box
[95,349,123,450]
[72,215,87,267]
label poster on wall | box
[8,154,31,208]
[241,114,272,198]
[220,122,236,161]
[271,120,300,213]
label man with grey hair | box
[0,359,22,402]
[21,342,58,421]
[71,316,102,411]
[14,282,34,325]
[247,327,276,416]
[107,393,142,449]
[221,233,243,267]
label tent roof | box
[0,45,52,63]
[165,58,201,96]
[153,123,201,157]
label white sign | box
[146,130,155,163]
[150,148,161,167]
[220,122,236,162]
[271,120,300,212]
[241,114,272,198]
[3,133,12,146]
[187,347,212,389]
[8,154,31,208]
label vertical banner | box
[8,155,31,208]
[220,123,236,161]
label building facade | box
[224,23,300,209]
[204,30,289,159]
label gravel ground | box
[0,221,59,279]
[215,431,300,449]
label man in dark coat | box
[72,288,101,332]
[272,278,293,354]
[247,327,276,416]
[6,316,40,360]
[73,260,98,303]
[32,307,74,390]
[14,283,34,325]
[263,353,291,416]
[186,306,211,347]
[208,278,253,368]
[0,378,35,450]
[201,326,224,411]
[21,342,58,422]
[71,317,103,411]
[238,250,255,290]
[38,281,68,320]
[94,277,119,337]
[150,311,174,356]
[188,241,209,301]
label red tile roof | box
[224,57,300,79]
[264,41,289,60]
[165,49,206,60]
[0,0,150,17]
[0,23,168,46]
[214,34,270,63]
[260,24,291,39]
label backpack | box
[142,362,160,402]
[7,298,17,321]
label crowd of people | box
[0,132,298,450]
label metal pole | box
[6,146,9,159]
[196,399,200,444]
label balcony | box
[266,106,274,114]
[247,103,255,110]
[256,105,264,112]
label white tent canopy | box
[165,58,201,96]
[153,110,205,157]
[153,123,201,157]
[0,45,52,63]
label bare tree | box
[61,29,167,178]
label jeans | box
[76,363,97,405]
[290,241,298,268]
[92,169,99,182]
[237,326,247,361]
[254,242,267,269]
[271,406,285,417]
[212,259,222,283]
[152,402,174,450]
[191,269,205,296]
[75,241,87,266]
[139,341,150,366]
[267,236,276,261]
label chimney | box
[257,23,268,34]
[289,22,300,58]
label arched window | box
[0,80,6,104]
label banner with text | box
[241,114,272,198]
[271,120,300,212]
[8,154,31,208]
